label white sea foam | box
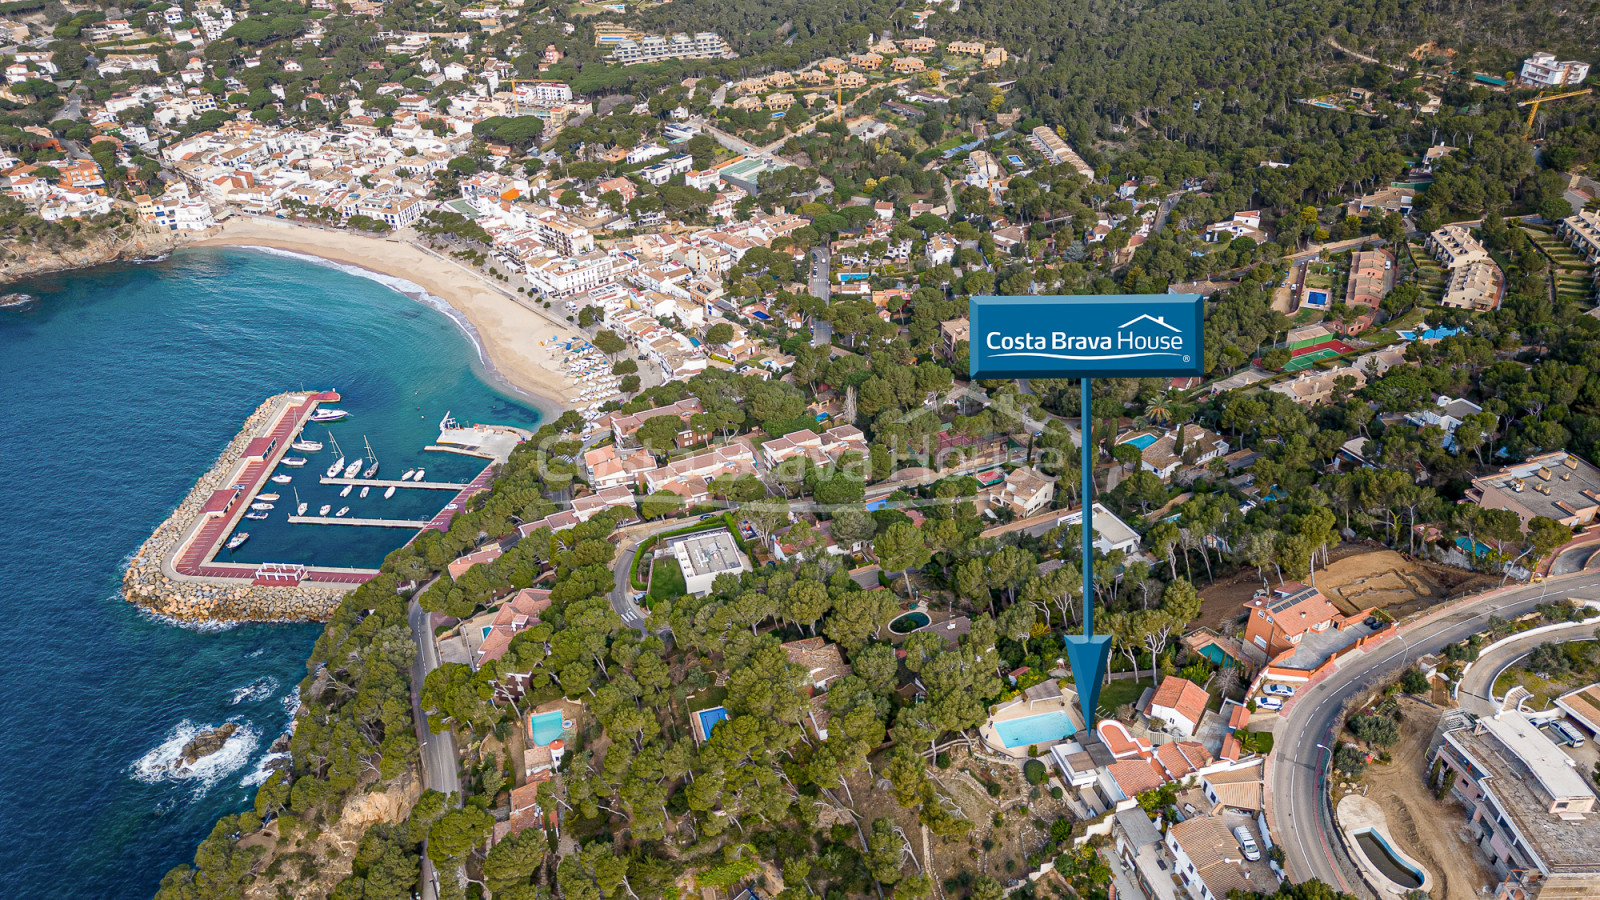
[236,244,488,367]
[229,676,279,705]
[129,719,259,797]
[281,689,302,717]
[240,751,291,787]
[245,648,264,659]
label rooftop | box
[670,529,744,578]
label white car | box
[1233,826,1261,861]
[1263,683,1296,697]
[1257,695,1283,711]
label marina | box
[122,393,529,622]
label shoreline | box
[187,217,576,421]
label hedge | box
[628,512,742,590]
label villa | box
[1144,676,1210,737]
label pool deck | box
[979,686,1084,758]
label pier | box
[289,515,432,528]
[319,476,468,490]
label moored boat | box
[291,439,323,452]
[318,504,331,516]
[414,468,426,482]
[309,408,348,422]
[250,502,274,511]
[280,456,308,467]
[325,435,346,478]
[335,506,349,517]
[340,485,352,497]
[225,532,249,550]
[360,486,370,498]
[342,459,362,478]
[245,512,270,520]
[256,493,280,501]
[270,474,293,484]
[383,486,395,499]
[401,468,417,481]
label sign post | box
[970,294,1204,731]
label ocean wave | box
[246,648,264,659]
[240,751,291,787]
[129,719,259,797]
[235,244,488,367]
[130,603,238,633]
[229,676,279,705]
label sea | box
[0,246,542,898]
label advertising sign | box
[968,294,1205,380]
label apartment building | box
[1028,125,1094,179]
[1266,366,1368,405]
[611,32,733,65]
[1432,711,1600,899]
[1465,450,1600,530]
[890,56,926,73]
[523,249,630,296]
[1440,260,1503,311]
[1519,52,1590,88]
[965,150,1002,187]
[759,424,868,469]
[1558,209,1600,263]
[1425,223,1491,268]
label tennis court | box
[1282,338,1355,371]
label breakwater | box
[121,392,351,623]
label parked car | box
[1263,683,1296,697]
[1364,615,1381,628]
[1233,826,1262,861]
[1553,720,1587,747]
[1257,695,1283,711]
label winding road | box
[1271,573,1600,897]
[408,597,461,900]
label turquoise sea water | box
[0,247,540,898]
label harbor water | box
[0,247,540,898]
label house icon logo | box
[968,294,1204,379]
[1118,314,1181,333]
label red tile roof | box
[1147,676,1210,726]
[1108,758,1167,796]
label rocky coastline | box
[122,392,353,624]
[0,222,203,286]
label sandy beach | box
[190,216,579,418]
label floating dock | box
[319,476,468,490]
[289,515,433,528]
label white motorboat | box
[250,502,275,511]
[280,456,308,467]
[383,486,395,499]
[340,485,353,497]
[291,441,322,453]
[360,486,370,498]
[319,504,332,516]
[414,468,426,482]
[245,512,269,521]
[342,459,362,478]
[225,532,249,550]
[334,506,349,517]
[309,408,348,423]
[270,474,292,484]
[256,493,280,501]
[401,468,417,481]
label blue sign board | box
[968,294,1205,380]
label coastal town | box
[7,2,1600,900]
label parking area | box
[1540,719,1600,773]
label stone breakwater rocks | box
[122,392,352,625]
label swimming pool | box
[1354,830,1424,889]
[530,710,565,747]
[1304,289,1329,306]
[696,706,728,739]
[751,310,772,321]
[1122,433,1158,450]
[1006,154,1024,166]
[992,710,1076,748]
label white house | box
[1144,676,1209,738]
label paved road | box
[609,519,705,632]
[810,246,832,346]
[1457,617,1600,716]
[407,597,461,900]
[1272,574,1600,897]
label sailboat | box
[383,486,395,499]
[342,457,362,478]
[325,434,346,479]
[295,487,307,516]
[291,437,323,452]
[360,437,379,478]
[340,485,352,497]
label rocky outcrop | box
[122,392,353,624]
[177,723,238,767]
[0,222,203,286]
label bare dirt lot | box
[1194,546,1493,632]
[1353,697,1497,900]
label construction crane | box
[1518,88,1592,139]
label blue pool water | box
[530,711,565,746]
[1006,154,1024,166]
[0,247,542,899]
[697,706,728,739]
[751,310,772,320]
[1399,325,1462,341]
[1122,433,1158,450]
[992,710,1077,748]
[1305,289,1329,306]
